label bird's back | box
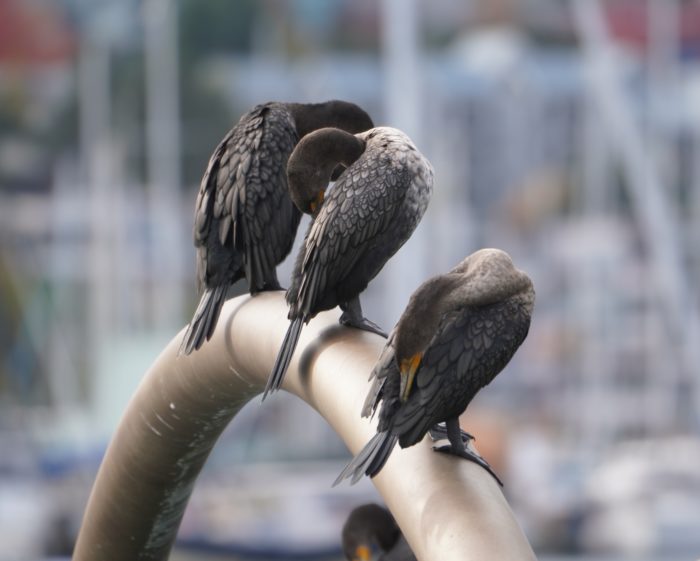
[383,293,532,447]
[288,128,433,317]
[194,102,301,294]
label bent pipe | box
[73,292,536,561]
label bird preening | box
[179,99,536,514]
[334,248,535,486]
[263,126,434,399]
[180,100,374,355]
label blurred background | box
[1,0,700,559]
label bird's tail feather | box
[333,431,399,486]
[263,316,304,400]
[179,285,228,356]
[361,376,386,419]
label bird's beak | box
[354,544,372,561]
[309,190,325,214]
[399,353,422,402]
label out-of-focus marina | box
[2,0,700,559]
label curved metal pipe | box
[73,292,536,561]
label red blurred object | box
[0,0,75,64]
[605,0,700,51]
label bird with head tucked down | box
[335,248,535,486]
[264,126,433,399]
[180,100,374,355]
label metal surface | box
[73,292,536,561]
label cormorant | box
[342,503,415,561]
[179,100,374,355]
[334,248,535,485]
[264,126,434,398]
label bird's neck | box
[287,102,359,138]
[292,127,366,174]
[286,127,366,214]
[395,275,459,358]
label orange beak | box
[354,544,371,561]
[399,352,422,402]
[309,190,325,214]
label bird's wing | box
[193,104,299,294]
[294,158,410,316]
[192,106,259,293]
[236,106,300,291]
[362,327,397,418]
[389,308,482,445]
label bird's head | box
[394,249,535,401]
[394,274,461,401]
[287,127,366,216]
[287,164,327,216]
[342,504,401,561]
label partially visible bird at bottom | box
[342,503,415,561]
[334,248,535,486]
[264,126,433,398]
[179,100,374,355]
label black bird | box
[334,248,535,485]
[179,100,374,355]
[342,503,415,561]
[264,126,434,398]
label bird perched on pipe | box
[264,126,434,399]
[342,503,415,561]
[180,100,374,355]
[334,248,535,485]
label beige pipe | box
[73,292,536,561]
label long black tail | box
[263,316,304,400]
[333,431,399,486]
[179,285,228,356]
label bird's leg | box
[429,422,475,444]
[339,297,388,337]
[433,418,504,486]
[260,271,282,292]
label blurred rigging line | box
[648,0,681,203]
[572,0,700,427]
[79,28,112,377]
[144,0,185,330]
[380,0,428,324]
[645,0,682,433]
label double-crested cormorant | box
[264,126,434,397]
[342,503,415,561]
[179,101,373,355]
[334,248,535,485]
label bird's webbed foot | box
[339,298,388,338]
[432,419,504,486]
[340,314,387,337]
[429,422,475,444]
[433,443,504,487]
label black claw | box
[338,297,388,338]
[339,313,388,337]
[432,443,504,487]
